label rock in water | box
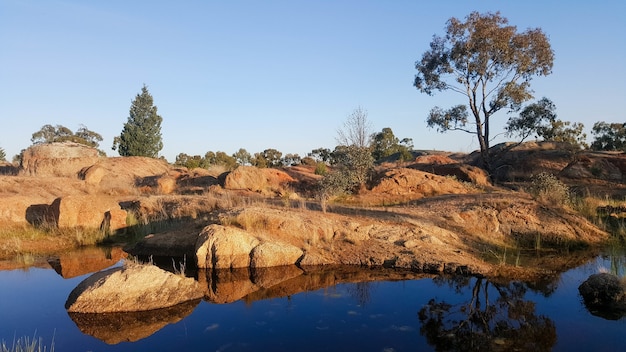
[578,273,626,320]
[65,263,204,313]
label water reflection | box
[47,246,127,278]
[66,264,433,344]
[55,245,626,348]
[200,265,430,304]
[68,299,200,344]
[418,275,557,351]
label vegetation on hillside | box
[30,124,105,154]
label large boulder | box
[411,163,490,187]
[223,166,295,195]
[20,142,100,177]
[49,195,127,231]
[194,224,305,269]
[79,157,173,194]
[370,168,473,197]
[65,263,204,313]
[579,273,626,319]
[195,224,260,269]
[250,241,304,268]
[560,153,624,181]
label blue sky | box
[1,0,625,162]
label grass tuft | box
[1,332,54,352]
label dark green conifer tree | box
[113,85,163,157]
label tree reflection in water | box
[418,276,556,351]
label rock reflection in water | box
[47,246,127,278]
[68,299,200,344]
[418,275,557,351]
[199,265,433,304]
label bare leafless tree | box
[336,106,373,148]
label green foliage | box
[112,85,163,157]
[308,147,332,163]
[174,153,208,169]
[370,127,414,161]
[590,122,626,151]
[314,162,327,175]
[251,152,268,168]
[174,150,238,170]
[527,172,571,207]
[505,97,587,148]
[232,148,252,166]
[415,11,554,169]
[209,151,237,170]
[282,153,301,166]
[318,169,354,198]
[0,147,5,162]
[539,120,587,148]
[252,148,283,168]
[320,145,374,197]
[31,124,103,149]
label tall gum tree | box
[113,85,163,158]
[414,12,553,173]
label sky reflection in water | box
[1,254,625,352]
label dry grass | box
[573,194,626,238]
[219,209,282,234]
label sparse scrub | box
[526,172,571,207]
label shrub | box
[314,162,327,175]
[527,172,571,206]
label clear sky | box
[1,0,625,162]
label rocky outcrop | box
[195,224,304,269]
[131,188,610,277]
[223,166,295,195]
[65,263,204,313]
[195,224,260,269]
[579,273,626,320]
[23,195,127,231]
[20,142,100,177]
[51,195,127,231]
[79,157,173,194]
[250,242,304,268]
[410,163,490,187]
[470,141,577,182]
[560,153,624,181]
[368,168,476,199]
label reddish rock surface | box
[21,142,100,177]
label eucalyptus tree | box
[414,11,554,172]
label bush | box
[527,172,571,206]
[314,162,327,175]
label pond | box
[1,247,625,352]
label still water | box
[1,248,625,352]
